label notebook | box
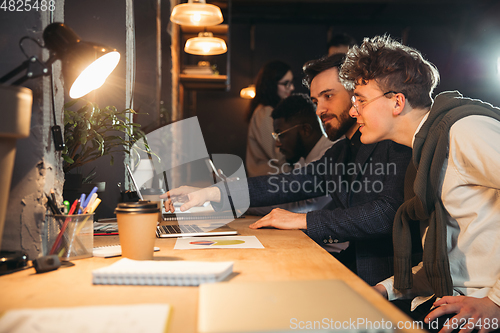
[92,258,233,286]
[93,245,160,258]
[156,222,237,238]
[198,279,393,333]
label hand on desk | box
[425,296,500,333]
[373,284,388,299]
[249,208,307,230]
[161,186,221,213]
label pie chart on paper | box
[190,240,245,246]
[190,241,216,246]
[175,236,265,250]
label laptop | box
[125,163,239,239]
[156,222,237,238]
[198,279,393,333]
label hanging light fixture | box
[170,0,223,27]
[184,32,227,55]
[240,84,255,99]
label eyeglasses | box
[351,91,398,115]
[272,124,302,142]
[277,80,294,89]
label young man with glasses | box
[162,53,416,286]
[247,93,334,216]
[340,35,500,332]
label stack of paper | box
[0,304,170,333]
[92,258,233,286]
[182,65,214,75]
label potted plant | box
[62,99,145,194]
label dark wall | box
[187,1,500,165]
[196,22,328,161]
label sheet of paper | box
[174,235,264,250]
[0,304,170,333]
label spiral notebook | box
[93,245,160,258]
[92,258,233,286]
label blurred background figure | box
[327,32,357,56]
[245,60,295,176]
[247,93,333,215]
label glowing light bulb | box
[69,51,120,98]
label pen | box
[45,193,62,215]
[83,193,98,214]
[83,186,98,208]
[49,199,80,255]
[50,189,58,207]
[80,193,86,207]
[63,200,70,215]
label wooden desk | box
[0,217,419,332]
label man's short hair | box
[271,93,318,127]
[339,35,440,109]
[302,53,346,89]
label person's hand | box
[425,296,500,333]
[373,284,388,299]
[249,208,307,230]
[160,186,221,213]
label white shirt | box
[246,104,287,177]
[380,115,500,308]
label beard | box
[322,108,356,142]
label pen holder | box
[43,214,94,261]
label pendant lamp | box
[184,32,227,55]
[170,0,223,27]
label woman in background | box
[246,60,295,176]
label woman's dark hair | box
[247,60,292,121]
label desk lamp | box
[0,23,120,272]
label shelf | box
[180,24,228,35]
[179,74,229,90]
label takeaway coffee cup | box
[115,201,160,260]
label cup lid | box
[115,200,160,214]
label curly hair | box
[339,35,440,109]
[247,60,292,121]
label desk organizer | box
[43,214,94,261]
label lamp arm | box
[0,59,30,84]
[1,54,56,86]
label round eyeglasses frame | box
[351,91,398,115]
[272,124,302,142]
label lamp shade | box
[43,23,120,99]
[63,43,120,99]
[184,32,227,55]
[240,85,256,99]
[170,0,223,27]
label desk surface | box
[0,217,420,333]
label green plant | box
[62,100,144,174]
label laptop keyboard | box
[158,224,204,234]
